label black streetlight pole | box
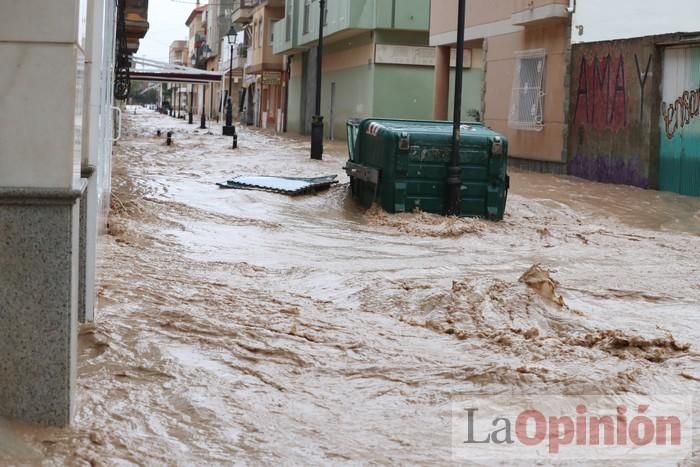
[189,54,198,124]
[177,85,182,118]
[189,83,194,124]
[223,26,238,136]
[446,0,466,216]
[200,83,207,129]
[310,0,326,160]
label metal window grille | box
[508,49,546,131]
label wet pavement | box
[2,109,700,466]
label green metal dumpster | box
[344,118,509,220]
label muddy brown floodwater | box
[2,109,700,466]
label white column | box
[0,0,88,426]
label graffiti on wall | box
[573,53,653,130]
[661,86,700,140]
[568,153,649,188]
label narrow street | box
[4,109,700,465]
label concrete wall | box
[248,5,284,74]
[430,0,569,46]
[323,65,375,140]
[374,65,483,122]
[567,36,662,188]
[0,0,88,426]
[288,56,304,133]
[484,21,570,163]
[429,0,570,165]
[571,0,700,44]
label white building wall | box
[572,0,700,44]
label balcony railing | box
[232,0,260,24]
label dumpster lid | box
[359,118,497,137]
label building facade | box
[0,0,148,426]
[168,40,189,116]
[274,0,479,140]
[207,0,235,120]
[231,0,286,129]
[568,0,700,196]
[431,0,571,172]
[431,0,700,197]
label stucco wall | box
[287,56,304,133]
[374,65,483,122]
[567,37,662,188]
[484,21,569,162]
[322,65,375,140]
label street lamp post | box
[189,84,194,124]
[310,0,326,160]
[446,0,466,216]
[177,85,182,118]
[200,83,207,129]
[223,26,238,137]
[189,54,196,124]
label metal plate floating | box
[217,175,339,196]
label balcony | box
[124,0,150,54]
[295,0,429,49]
[511,0,569,27]
[272,10,308,55]
[232,0,259,25]
[220,44,248,71]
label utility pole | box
[310,0,326,160]
[446,0,466,216]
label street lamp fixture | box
[310,0,326,160]
[223,25,238,138]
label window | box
[303,0,311,34]
[285,2,292,42]
[508,49,546,131]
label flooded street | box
[3,109,700,465]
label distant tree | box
[129,81,160,105]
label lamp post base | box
[311,115,324,160]
[445,166,462,216]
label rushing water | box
[2,109,699,466]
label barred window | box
[508,49,546,131]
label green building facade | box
[272,0,484,140]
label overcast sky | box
[138,0,205,62]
